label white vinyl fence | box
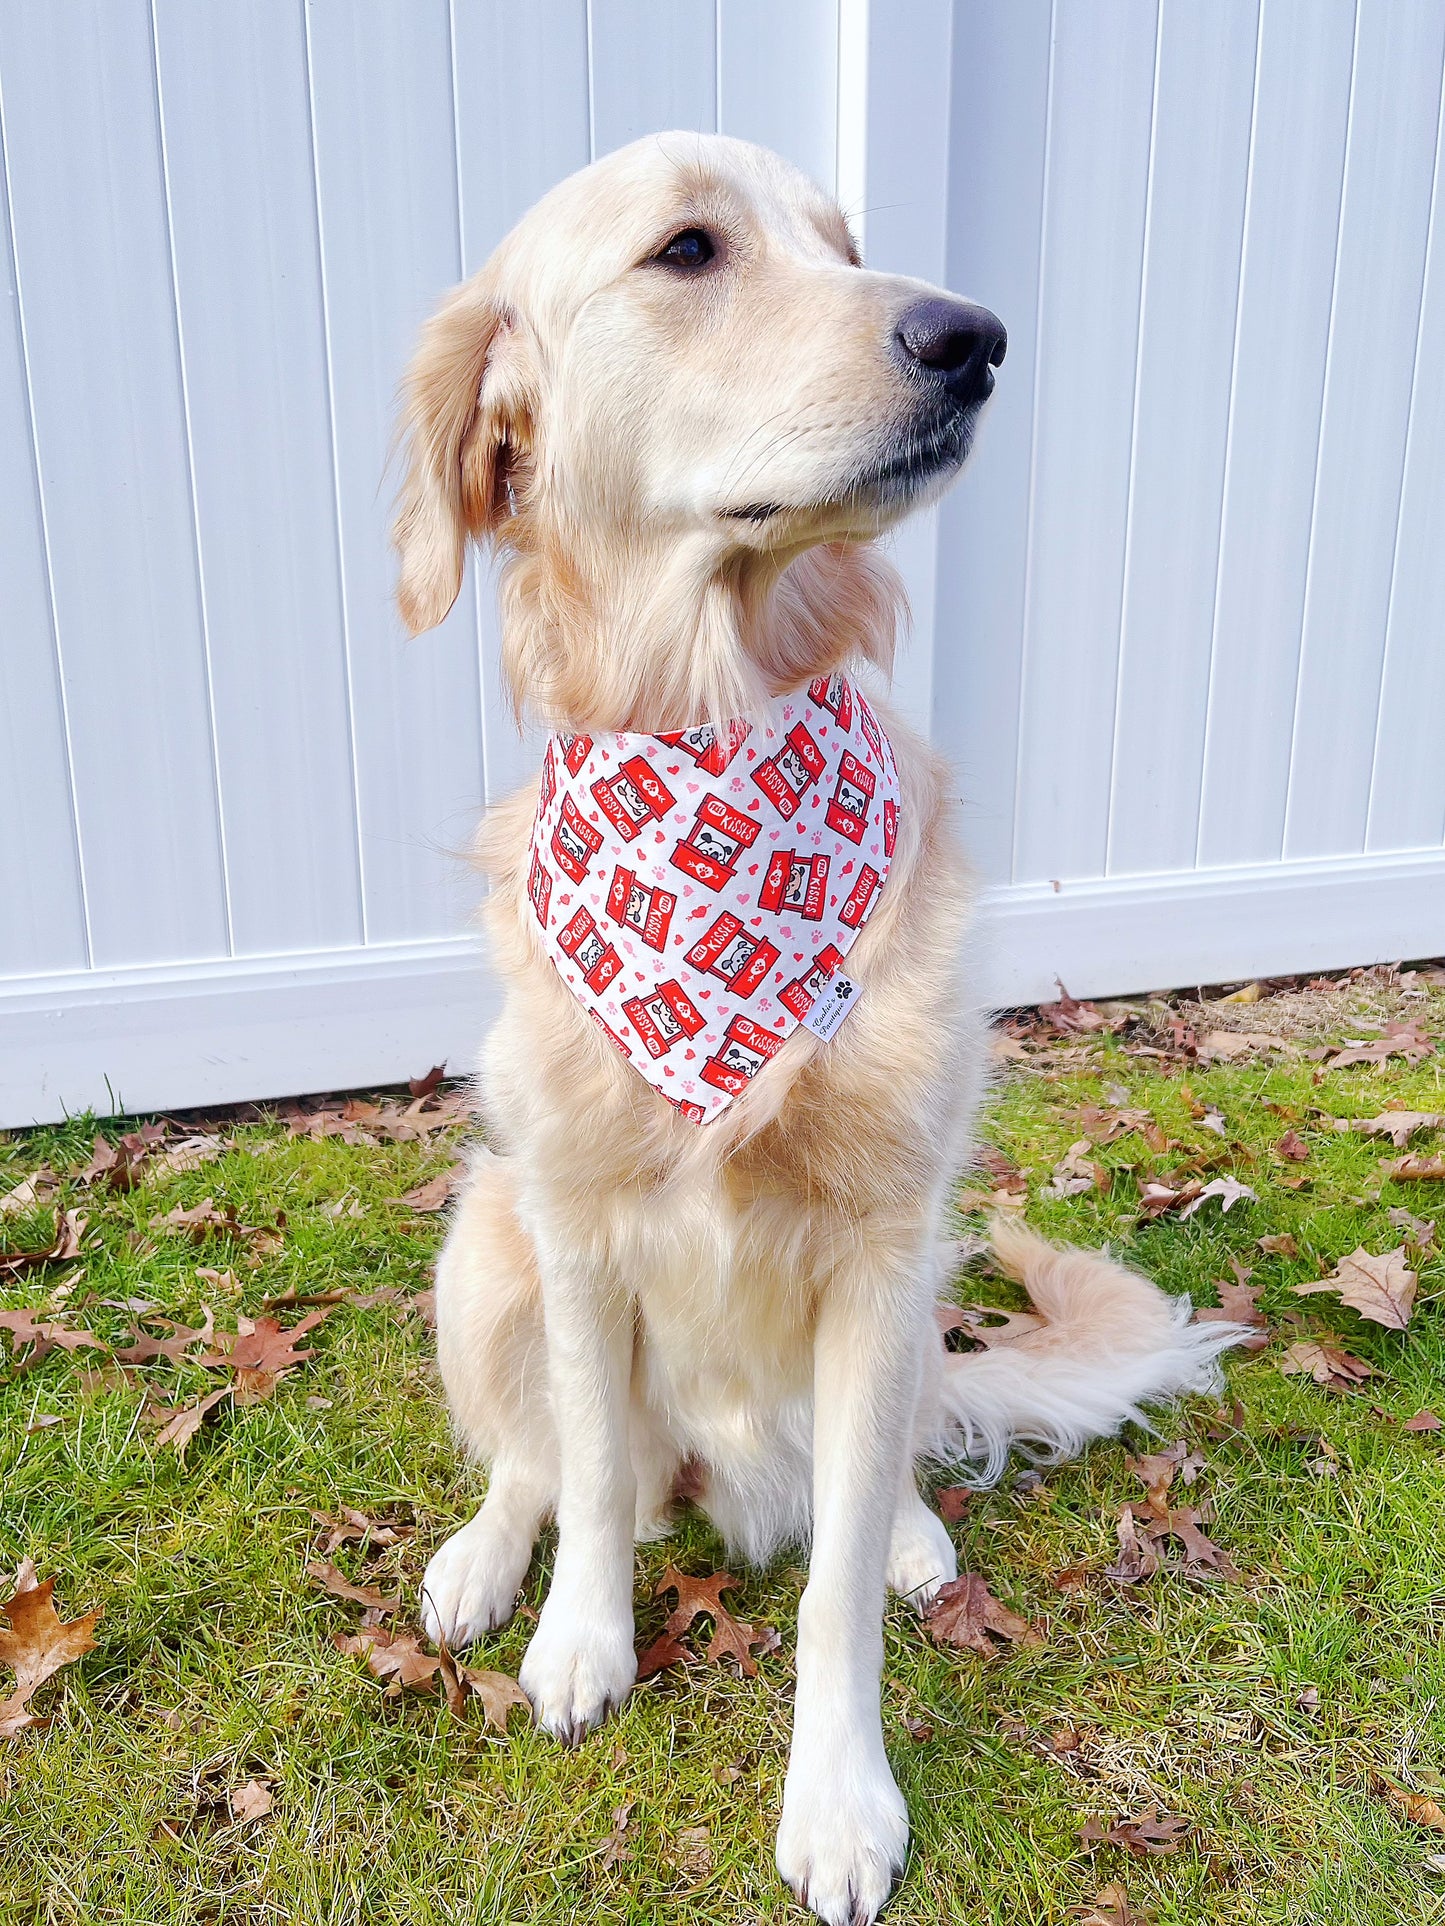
[2,0,1443,1126]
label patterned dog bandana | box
[525,674,900,1123]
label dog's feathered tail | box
[928,1218,1249,1486]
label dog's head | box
[394,134,1003,724]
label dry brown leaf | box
[1379,1779,1445,1832]
[392,1168,462,1214]
[1403,1410,1443,1432]
[937,1486,973,1525]
[652,1564,772,1677]
[0,1307,105,1365]
[1339,1111,1445,1149]
[1194,1278,1269,1350]
[925,1573,1040,1655]
[114,1308,216,1366]
[1072,1884,1151,1926]
[1137,1177,1204,1219]
[1178,1175,1256,1219]
[1079,1807,1191,1856]
[1198,1029,1289,1061]
[598,1798,635,1868]
[306,1561,401,1615]
[636,1631,693,1679]
[310,1507,414,1557]
[1104,1508,1161,1585]
[1384,1154,1445,1182]
[0,1209,88,1275]
[408,1064,447,1099]
[1326,1022,1435,1071]
[0,1561,102,1739]
[153,1385,231,1461]
[1275,1130,1310,1163]
[230,1778,274,1822]
[332,1625,439,1695]
[1292,1246,1417,1331]
[936,1302,1046,1350]
[200,1307,334,1400]
[1041,1139,1110,1200]
[436,1645,530,1730]
[1258,1233,1299,1257]
[1279,1339,1377,1389]
[0,1168,60,1216]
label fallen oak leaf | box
[1326,1022,1435,1071]
[200,1307,335,1401]
[0,1308,105,1358]
[1197,1029,1289,1061]
[153,1385,231,1461]
[332,1625,439,1696]
[636,1631,693,1679]
[436,1643,531,1729]
[229,1778,274,1822]
[1194,1279,1269,1350]
[1079,1807,1191,1857]
[0,1209,88,1274]
[1292,1246,1416,1331]
[1041,1139,1110,1200]
[1383,1154,1445,1182]
[1377,1777,1445,1832]
[306,1561,401,1615]
[1137,1177,1204,1220]
[925,1573,1040,1655]
[1404,1411,1443,1432]
[1337,1111,1445,1149]
[1104,1507,1160,1586]
[310,1507,414,1556]
[1179,1175,1256,1219]
[0,1168,61,1215]
[652,1564,772,1676]
[1258,1233,1299,1258]
[1279,1339,1377,1390]
[408,1063,447,1099]
[0,1560,103,1739]
[1072,1884,1152,1926]
[390,1168,463,1214]
[113,1308,216,1366]
[936,1302,1046,1350]
[1275,1130,1310,1163]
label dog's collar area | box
[525,675,901,1122]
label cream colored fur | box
[392,134,1240,1926]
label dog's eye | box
[655,228,716,271]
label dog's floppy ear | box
[392,274,529,636]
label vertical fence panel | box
[1009,0,1159,884]
[0,120,88,977]
[1104,0,1258,877]
[934,0,1052,881]
[1283,0,1445,859]
[1196,0,1357,867]
[717,0,838,193]
[1367,63,1445,854]
[308,0,487,941]
[0,0,228,967]
[153,0,363,954]
[588,0,718,157]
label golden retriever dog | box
[392,134,1237,1924]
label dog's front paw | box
[886,1501,957,1612]
[519,1588,636,1744]
[420,1512,530,1648]
[776,1740,909,1925]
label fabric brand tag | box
[797,972,861,1042]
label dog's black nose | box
[894,297,1007,404]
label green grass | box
[3,996,1445,1926]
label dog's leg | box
[422,1457,552,1645]
[422,1149,558,1643]
[516,1239,638,1743]
[776,1238,929,1926]
[885,1476,956,1611]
